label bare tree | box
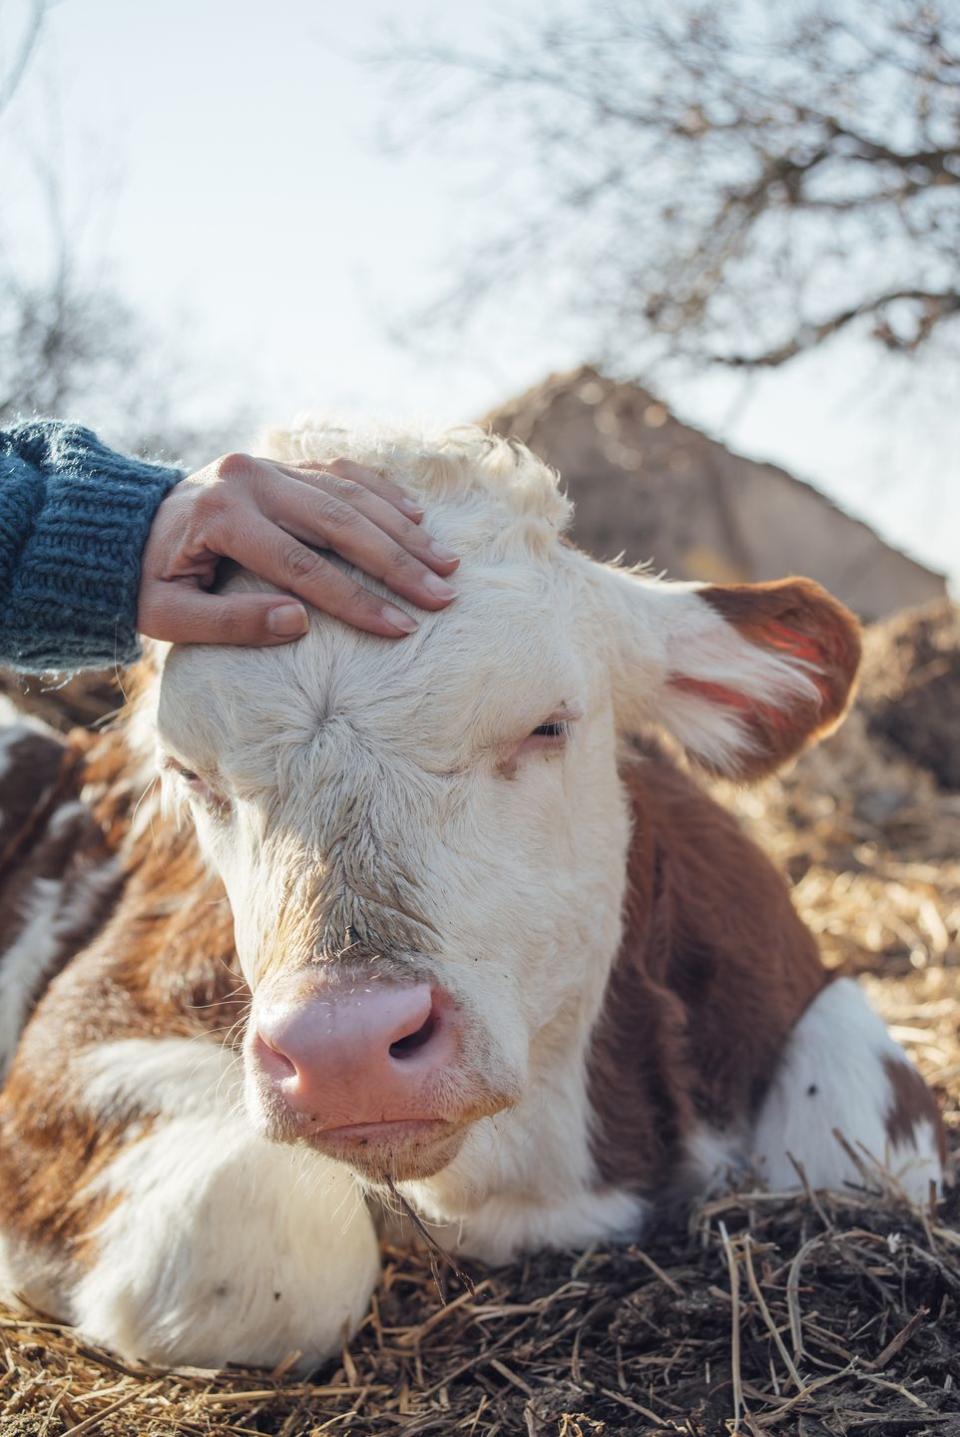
[0,0,47,117]
[0,3,248,458]
[0,261,251,463]
[380,0,960,372]
[0,2,151,430]
[0,255,142,425]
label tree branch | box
[718,289,960,368]
[0,1,46,117]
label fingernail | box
[400,498,425,520]
[267,603,309,637]
[422,572,457,600]
[381,604,418,634]
[429,541,459,562]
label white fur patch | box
[684,1125,749,1193]
[260,420,573,550]
[751,978,942,1201]
[64,1037,380,1369]
[78,1035,239,1119]
[420,1184,648,1266]
[403,961,646,1264]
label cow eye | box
[163,757,203,786]
[531,721,569,740]
[161,756,227,812]
[518,718,572,757]
[504,717,572,775]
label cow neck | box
[586,756,828,1198]
[585,772,694,1195]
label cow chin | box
[303,1118,470,1182]
[247,1075,515,1182]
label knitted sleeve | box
[0,421,183,673]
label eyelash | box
[162,758,227,811]
[164,759,201,787]
[531,721,569,740]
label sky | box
[2,0,958,589]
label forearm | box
[0,421,182,672]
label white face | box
[157,544,630,1177]
[153,423,854,1183]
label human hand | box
[137,452,458,645]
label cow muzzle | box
[248,974,492,1179]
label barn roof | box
[480,366,946,621]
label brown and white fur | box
[0,423,944,1369]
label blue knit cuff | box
[0,421,182,673]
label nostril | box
[389,1010,438,1060]
[254,982,453,1106]
[255,1031,297,1080]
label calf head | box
[149,422,860,1185]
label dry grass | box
[2,674,959,1434]
[3,1184,959,1437]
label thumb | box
[139,582,309,647]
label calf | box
[0,424,944,1368]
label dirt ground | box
[1,605,958,1436]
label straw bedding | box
[1,607,958,1436]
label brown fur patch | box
[0,730,83,878]
[692,578,862,780]
[0,721,247,1269]
[587,750,828,1196]
[0,728,120,1058]
[0,1090,151,1262]
[882,1054,946,1166]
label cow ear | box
[603,571,861,780]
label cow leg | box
[4,1038,380,1370]
[750,978,944,1202]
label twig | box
[858,1371,930,1409]
[754,1362,858,1427]
[633,1247,684,1296]
[719,1221,745,1434]
[787,1153,833,1231]
[59,1381,163,1436]
[831,1128,880,1190]
[786,1233,831,1361]
[395,1282,492,1348]
[386,1180,476,1298]
[741,1235,806,1393]
[599,1388,673,1423]
[867,1307,928,1372]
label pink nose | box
[253,979,458,1131]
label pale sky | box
[2,0,958,589]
